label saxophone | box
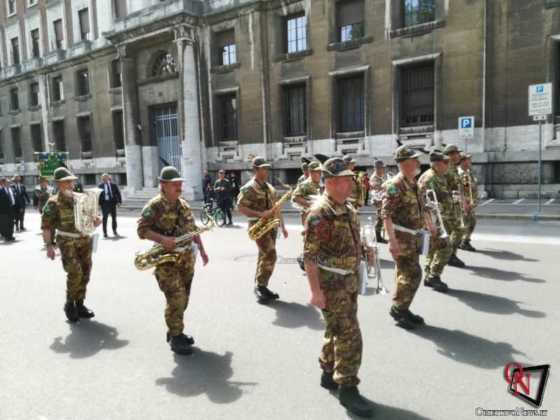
[73,189,102,235]
[134,218,215,271]
[248,188,293,241]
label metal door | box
[152,103,181,172]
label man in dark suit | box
[0,176,16,242]
[11,175,30,232]
[98,174,122,238]
[214,169,233,225]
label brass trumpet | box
[424,189,449,239]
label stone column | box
[176,26,203,200]
[119,46,143,192]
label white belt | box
[57,230,88,239]
[394,224,421,235]
[318,264,353,276]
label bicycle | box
[200,199,226,227]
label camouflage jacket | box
[34,186,51,211]
[304,194,362,274]
[237,178,277,217]
[445,163,461,193]
[137,194,197,253]
[350,174,364,208]
[292,179,320,212]
[41,193,79,234]
[418,168,457,220]
[369,173,388,206]
[297,174,307,185]
[459,168,479,207]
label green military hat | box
[301,162,309,171]
[342,154,356,165]
[321,157,355,178]
[394,145,422,162]
[308,161,321,172]
[459,152,472,161]
[159,166,183,182]
[429,149,450,162]
[53,167,78,182]
[313,153,330,164]
[443,144,461,155]
[252,156,271,168]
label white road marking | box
[545,198,555,206]
[513,198,525,205]
[479,199,494,207]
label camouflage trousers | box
[319,272,362,386]
[254,228,277,287]
[426,217,462,276]
[393,252,422,310]
[57,236,92,302]
[462,211,476,241]
[155,254,195,337]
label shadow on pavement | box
[271,301,324,330]
[447,289,546,318]
[50,320,129,358]
[477,248,538,262]
[156,351,256,403]
[346,398,431,420]
[410,325,526,370]
[467,265,545,283]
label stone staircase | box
[121,188,160,210]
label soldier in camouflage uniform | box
[418,149,457,293]
[458,153,479,251]
[41,167,101,323]
[369,159,389,243]
[443,144,467,268]
[137,166,209,355]
[297,158,310,185]
[292,161,322,225]
[383,146,437,330]
[237,157,288,304]
[343,155,365,210]
[303,157,374,418]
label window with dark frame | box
[283,84,307,137]
[11,127,22,158]
[217,94,238,141]
[400,62,435,127]
[285,14,307,54]
[53,19,64,50]
[31,28,40,58]
[0,130,4,159]
[52,76,63,101]
[556,42,560,116]
[112,110,124,151]
[215,29,236,66]
[7,0,15,14]
[402,0,436,28]
[11,37,20,65]
[31,124,43,152]
[29,82,40,107]
[78,116,93,153]
[110,60,122,88]
[337,75,365,133]
[337,0,365,42]
[113,0,126,19]
[52,120,66,152]
[10,87,19,111]
[76,69,90,96]
[78,8,90,41]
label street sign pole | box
[538,119,543,216]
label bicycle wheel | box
[214,209,226,227]
[200,209,210,225]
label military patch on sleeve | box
[42,201,54,216]
[306,214,321,227]
[240,185,250,194]
[141,206,154,219]
[386,183,398,196]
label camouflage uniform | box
[444,163,465,254]
[349,174,365,209]
[382,173,425,310]
[418,168,459,276]
[137,194,197,337]
[459,168,479,242]
[304,194,363,386]
[297,174,307,185]
[237,178,278,287]
[41,193,93,303]
[292,178,320,225]
[370,173,388,237]
[34,186,51,213]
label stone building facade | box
[1,0,560,199]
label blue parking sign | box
[458,116,475,138]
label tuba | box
[135,218,215,271]
[424,189,449,239]
[360,217,389,295]
[248,188,293,241]
[73,189,102,235]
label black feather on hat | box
[313,154,330,164]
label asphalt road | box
[0,211,558,420]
